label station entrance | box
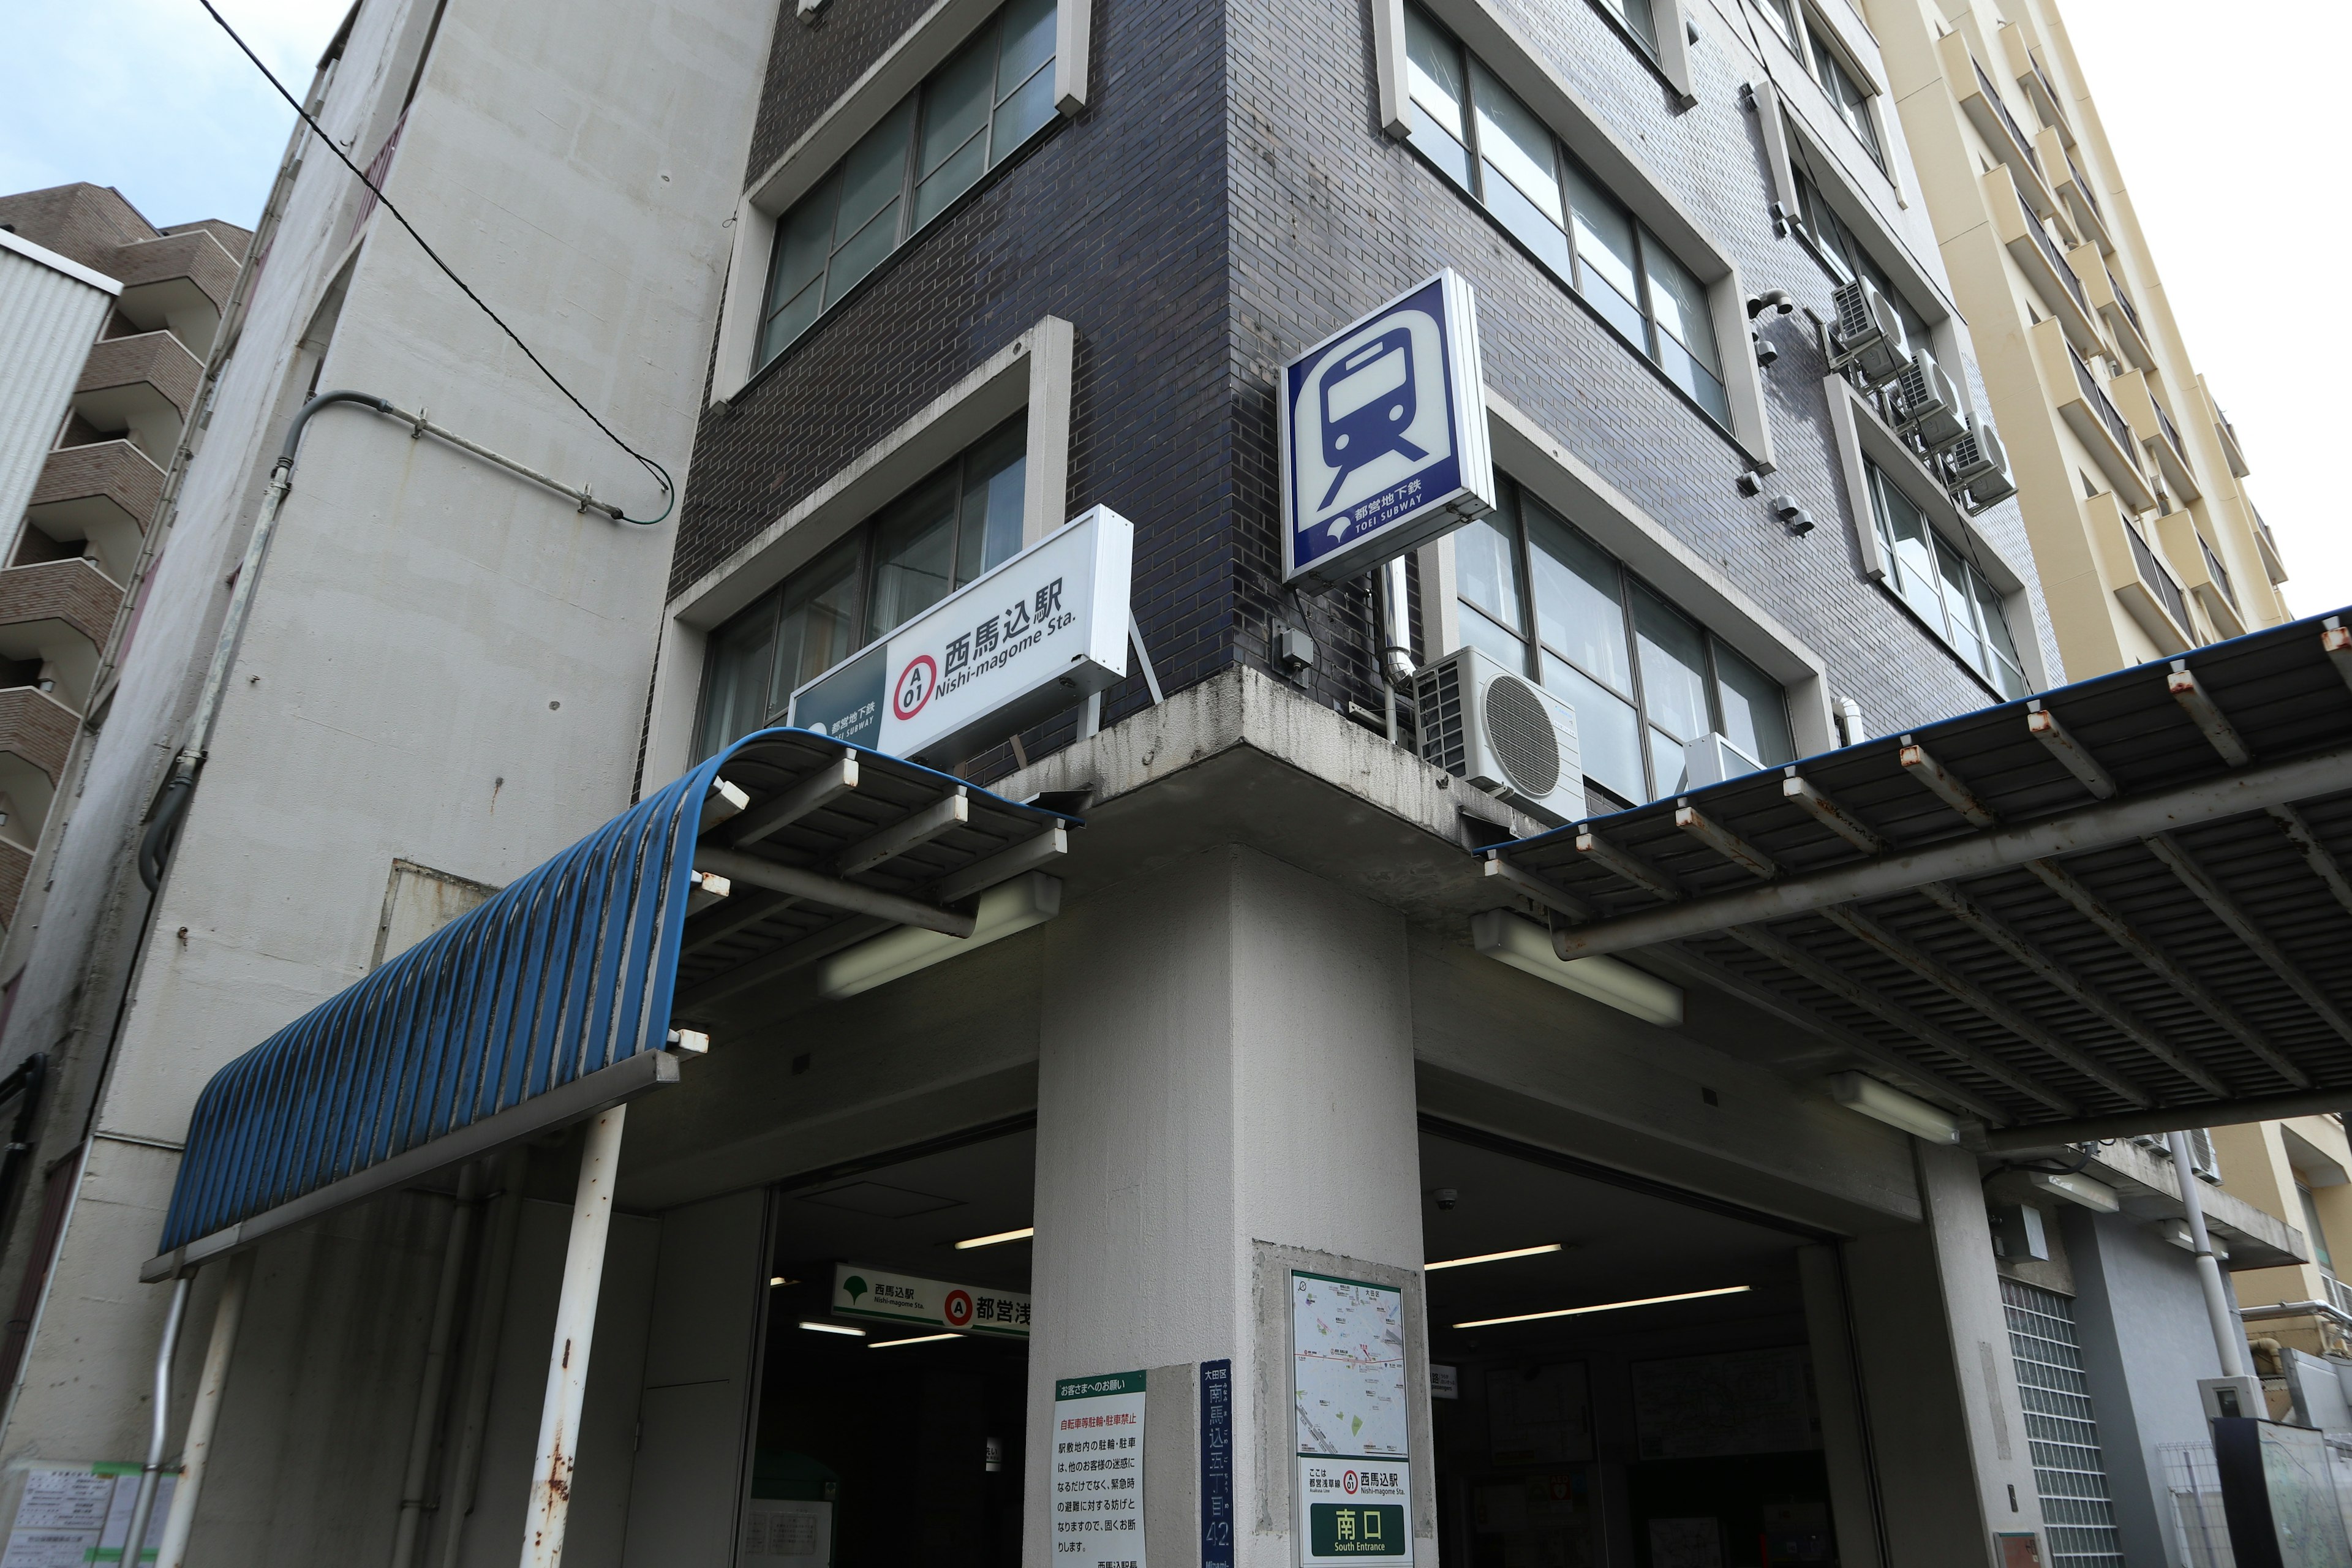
[1420,1124,1850,1568]
[737,1124,1037,1568]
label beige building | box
[0,185,248,932]
[2213,1117,2352,1378]
[1855,0,2289,680]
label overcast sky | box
[3,0,2340,616]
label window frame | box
[709,0,1092,405]
[1460,476,1796,807]
[1403,5,1732,431]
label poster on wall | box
[0,1463,176,1567]
[1293,1270,1413,1565]
[1054,1370,1147,1568]
[1278,270,1494,591]
[1629,1347,1818,1459]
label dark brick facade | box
[672,0,2057,780]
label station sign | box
[1280,270,1493,591]
[1054,1370,1147,1568]
[791,506,1133,766]
[829,1263,1031,1338]
[1293,1270,1414,1565]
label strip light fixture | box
[1425,1243,1564,1271]
[799,1321,868,1337]
[869,1333,962,1349]
[1453,1285,1750,1329]
[955,1226,1036,1250]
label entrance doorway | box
[739,1124,1036,1567]
[1420,1123,1849,1568]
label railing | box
[2070,345,2135,456]
[2329,1272,2352,1319]
[2199,532,2238,612]
[2254,504,2280,558]
[1974,59,2043,173]
[2124,518,2192,632]
[2029,56,2070,132]
[2062,144,2102,217]
[2154,398,2187,462]
[2105,269,2143,334]
[346,107,409,243]
[2028,215,2087,311]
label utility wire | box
[194,0,675,525]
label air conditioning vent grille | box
[1483,676,1560,798]
[1417,661,1466,777]
[1833,279,1871,342]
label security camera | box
[1752,328,1781,369]
[1747,288,1796,320]
[1431,1187,1459,1210]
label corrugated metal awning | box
[1485,611,2352,1149]
[145,729,1077,1278]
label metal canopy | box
[1487,611,2352,1147]
[146,729,1077,1278]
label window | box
[696,421,1029,756]
[1789,145,1928,344]
[1807,28,1882,167]
[1757,0,1799,50]
[1403,7,1730,425]
[2299,1183,2334,1275]
[1591,0,1658,56]
[2001,1280,2126,1568]
[1458,479,1794,805]
[756,0,1058,367]
[1864,461,2027,698]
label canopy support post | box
[519,1106,625,1568]
[154,1250,252,1568]
[2170,1128,2248,1381]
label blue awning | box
[146,730,1077,1278]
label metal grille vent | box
[1832,278,1871,342]
[1416,662,1466,778]
[1483,676,1559,798]
[1894,358,1931,416]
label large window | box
[1457,480,1794,805]
[756,0,1058,367]
[1591,0,1658,57]
[696,421,1029,756]
[1864,461,2028,699]
[1789,145,1928,344]
[1402,7,1730,426]
[1808,29,1882,167]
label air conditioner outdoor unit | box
[2135,1128,2222,1184]
[1943,412,2018,513]
[1828,277,1910,388]
[1891,351,1968,452]
[1682,732,1764,790]
[1412,646,1585,826]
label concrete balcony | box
[108,228,239,356]
[0,559,126,712]
[25,440,163,582]
[1986,167,2101,357]
[0,839,29,933]
[2215,409,2252,478]
[74,331,202,464]
[2159,511,2245,639]
[2085,490,2193,654]
[2037,126,2111,255]
[2111,372,2203,506]
[2030,317,2156,512]
[2252,505,2290,586]
[0,685,83,894]
[1947,32,2059,221]
[2076,252,2155,372]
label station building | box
[0,0,2342,1566]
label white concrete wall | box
[0,0,772,1541]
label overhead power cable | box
[192,0,675,525]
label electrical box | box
[1989,1201,2050,1261]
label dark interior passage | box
[1420,1126,1843,1568]
[741,1126,1036,1567]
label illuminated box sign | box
[791,506,1133,766]
[1280,270,1494,590]
[830,1263,1031,1336]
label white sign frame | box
[1280,269,1493,592]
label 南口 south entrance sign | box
[1281,270,1493,590]
[791,505,1134,765]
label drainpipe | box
[393,1163,482,1568]
[151,1249,252,1568]
[439,1148,528,1568]
[118,1273,192,1566]
[1375,556,1417,745]
[2171,1128,2248,1379]
[521,1107,625,1568]
[138,390,632,891]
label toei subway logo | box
[944,1289,974,1328]
[893,654,938,720]
[1344,1471,1359,1495]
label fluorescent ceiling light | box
[799,1321,867,1337]
[819,873,1061,1000]
[1426,1243,1563,1271]
[1470,910,1683,1026]
[769,1276,788,1287]
[1453,1285,1750,1329]
[869,1332,961,1349]
[2029,1170,2120,1214]
[955,1226,1035,1250]
[1828,1072,1960,1144]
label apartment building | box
[0,186,249,933]
[1851,0,2288,682]
[0,0,2343,1566]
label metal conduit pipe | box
[138,390,641,891]
[439,1149,528,1568]
[118,1275,192,1566]
[392,1164,483,1568]
[153,1250,252,1568]
[2171,1128,2249,1379]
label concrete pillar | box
[1028,847,1432,1568]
